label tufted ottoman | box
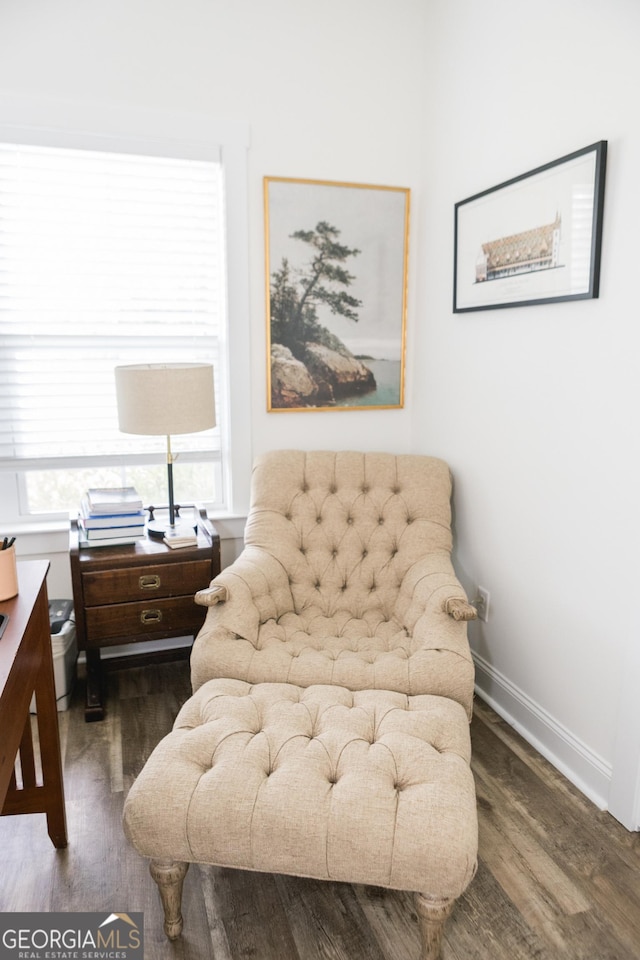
[123,679,478,960]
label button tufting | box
[332,549,338,558]
[378,516,384,525]
[346,516,353,524]
[392,485,400,494]
[329,485,337,494]
[316,515,322,524]
[361,484,369,494]
[362,549,368,558]
[314,580,321,589]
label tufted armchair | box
[124,450,479,959]
[192,450,476,716]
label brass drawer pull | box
[140,609,163,625]
[139,574,161,591]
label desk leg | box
[32,580,68,849]
[85,648,105,722]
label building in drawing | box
[475,214,561,283]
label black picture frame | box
[453,141,607,313]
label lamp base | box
[147,519,197,541]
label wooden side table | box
[70,507,220,721]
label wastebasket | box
[30,599,77,713]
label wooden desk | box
[0,560,68,848]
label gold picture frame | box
[264,176,410,412]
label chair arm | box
[444,597,478,621]
[191,546,295,645]
[195,584,229,607]
[393,556,476,718]
[395,554,477,632]
[190,547,295,692]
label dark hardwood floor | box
[2,660,639,959]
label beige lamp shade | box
[115,363,215,436]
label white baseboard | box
[472,652,611,812]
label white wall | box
[0,0,427,590]
[2,0,638,826]
[417,0,640,825]
[0,0,425,457]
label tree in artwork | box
[269,221,376,407]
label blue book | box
[79,521,146,540]
[80,497,146,528]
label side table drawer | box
[82,559,212,606]
[84,595,207,645]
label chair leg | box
[149,859,189,940]
[414,893,455,960]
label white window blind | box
[0,141,224,470]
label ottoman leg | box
[414,893,455,960]
[149,859,189,940]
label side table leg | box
[84,648,104,722]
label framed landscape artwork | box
[264,176,410,411]
[454,141,607,312]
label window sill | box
[10,512,247,557]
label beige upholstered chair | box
[192,450,476,715]
[124,451,478,960]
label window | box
[0,137,234,519]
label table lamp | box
[114,362,215,539]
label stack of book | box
[78,486,146,548]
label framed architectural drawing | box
[264,176,410,411]
[453,141,607,312]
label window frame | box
[0,113,252,529]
